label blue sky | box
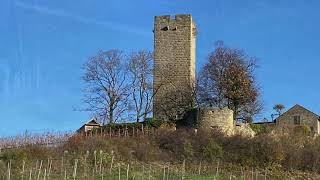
[1,0,320,136]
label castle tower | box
[153,14,196,120]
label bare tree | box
[82,50,130,124]
[127,50,154,122]
[197,41,262,122]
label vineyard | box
[1,127,320,179]
[2,157,270,180]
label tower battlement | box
[154,14,192,23]
[154,15,195,34]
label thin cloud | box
[15,1,150,36]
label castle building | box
[153,14,197,120]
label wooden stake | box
[21,160,25,180]
[166,163,170,180]
[162,165,166,180]
[255,168,258,180]
[48,159,52,179]
[126,164,130,180]
[61,157,64,178]
[37,160,43,180]
[64,169,67,180]
[99,151,103,175]
[35,160,39,174]
[7,160,11,180]
[109,156,114,174]
[28,169,32,180]
[118,164,121,180]
[94,150,97,172]
[215,160,220,177]
[251,167,254,180]
[43,169,46,180]
[241,166,244,180]
[148,164,151,180]
[72,159,78,180]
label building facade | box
[276,104,320,134]
[153,14,196,120]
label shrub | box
[182,140,194,160]
[202,139,223,161]
[249,123,269,135]
[294,125,311,136]
[0,149,27,163]
[145,118,166,128]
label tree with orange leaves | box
[197,41,263,123]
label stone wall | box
[153,14,196,120]
[234,123,256,137]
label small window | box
[161,26,169,31]
[293,116,301,125]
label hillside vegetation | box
[1,125,320,179]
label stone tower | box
[153,14,196,120]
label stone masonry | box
[153,14,196,120]
[181,108,234,135]
[197,108,234,134]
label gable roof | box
[275,104,320,122]
[85,118,101,126]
